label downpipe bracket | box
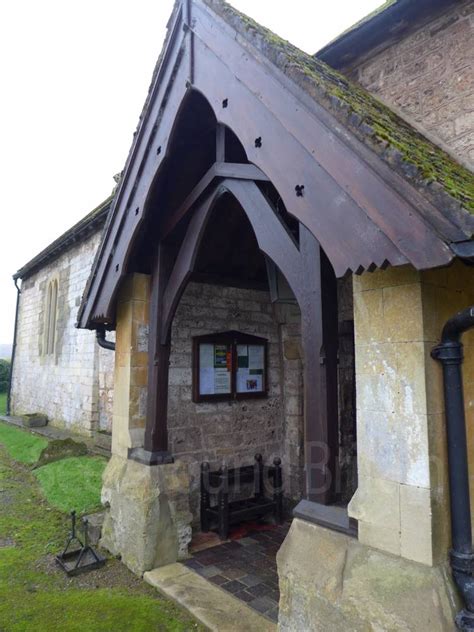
[431,341,463,364]
[451,550,474,575]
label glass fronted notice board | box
[192,331,268,402]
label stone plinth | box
[100,455,192,576]
[277,518,460,632]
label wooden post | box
[218,465,230,540]
[130,242,174,465]
[255,453,263,498]
[200,462,210,532]
[216,124,226,162]
[273,457,283,524]
[299,225,334,504]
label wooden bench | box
[200,454,283,540]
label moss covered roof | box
[204,0,474,217]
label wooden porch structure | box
[78,0,474,520]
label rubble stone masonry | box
[11,229,114,435]
[168,282,288,521]
[347,0,474,169]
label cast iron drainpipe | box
[96,326,115,351]
[432,305,474,631]
[6,279,21,416]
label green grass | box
[0,392,6,415]
[0,421,48,464]
[34,456,107,514]
[0,442,203,632]
[0,590,200,632]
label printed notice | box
[214,368,231,394]
[248,345,264,370]
[200,344,214,368]
[200,367,215,395]
[199,343,231,395]
[237,344,264,393]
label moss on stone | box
[36,438,89,468]
[204,0,474,215]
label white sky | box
[0,0,383,345]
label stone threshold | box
[144,563,277,632]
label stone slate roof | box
[316,0,458,69]
[204,0,473,221]
[14,196,113,281]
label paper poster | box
[214,368,231,394]
[237,368,263,393]
[237,344,264,393]
[200,344,214,368]
[200,367,215,395]
[214,345,228,368]
[237,345,249,368]
[249,345,264,371]
[199,343,231,395]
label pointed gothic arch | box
[77,0,473,518]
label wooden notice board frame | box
[192,330,268,403]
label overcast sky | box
[0,0,383,345]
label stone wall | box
[168,282,286,520]
[11,229,114,435]
[110,274,357,523]
[346,0,474,169]
[350,261,474,566]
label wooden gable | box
[78,0,474,330]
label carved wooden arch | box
[78,0,467,330]
[141,173,334,503]
[160,178,305,345]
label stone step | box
[145,563,277,632]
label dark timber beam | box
[161,193,216,342]
[298,226,333,504]
[216,124,226,162]
[157,179,333,505]
[159,162,269,238]
[130,243,174,465]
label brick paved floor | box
[183,523,290,623]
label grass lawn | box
[34,456,106,514]
[0,421,48,464]
[0,392,6,415]
[0,435,203,631]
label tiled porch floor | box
[184,522,290,623]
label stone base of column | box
[100,455,192,576]
[277,518,461,631]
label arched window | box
[44,279,58,355]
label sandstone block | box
[100,455,192,575]
[277,518,459,632]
